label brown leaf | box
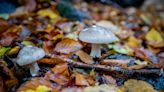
[75,73,89,86]
[44,63,70,85]
[128,65,147,70]
[101,59,130,68]
[103,75,116,85]
[0,77,5,92]
[76,50,94,64]
[134,48,159,64]
[17,78,60,92]
[54,38,83,54]
[0,60,18,89]
[42,41,54,53]
[0,19,8,33]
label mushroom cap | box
[16,46,45,66]
[79,25,119,44]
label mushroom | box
[79,25,119,57]
[16,46,45,76]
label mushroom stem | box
[29,62,40,76]
[90,44,101,57]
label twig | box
[62,58,162,75]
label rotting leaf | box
[54,38,83,54]
[75,50,94,64]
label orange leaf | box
[54,38,83,54]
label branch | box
[62,58,162,75]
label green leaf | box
[0,47,11,57]
[108,45,128,54]
[134,60,147,65]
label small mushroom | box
[79,25,119,57]
[16,46,45,76]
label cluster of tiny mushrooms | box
[16,25,119,76]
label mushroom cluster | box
[79,25,119,57]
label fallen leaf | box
[75,50,94,64]
[119,79,158,92]
[134,48,159,64]
[108,45,128,54]
[21,85,52,92]
[17,78,59,92]
[0,60,18,89]
[126,36,141,48]
[0,47,11,57]
[54,38,83,54]
[84,84,118,92]
[75,72,89,86]
[61,87,83,92]
[0,77,5,92]
[145,28,163,42]
[101,59,130,68]
[37,9,59,19]
[134,60,147,65]
[7,46,20,55]
[103,75,116,85]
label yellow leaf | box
[126,36,141,48]
[21,85,51,92]
[146,28,163,42]
[37,9,59,19]
[36,85,51,92]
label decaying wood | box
[61,58,163,75]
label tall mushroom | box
[16,46,45,76]
[79,25,119,57]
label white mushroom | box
[16,46,45,76]
[79,25,119,57]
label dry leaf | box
[103,75,116,85]
[134,48,159,64]
[84,84,118,92]
[54,38,83,54]
[75,73,89,86]
[101,59,130,68]
[75,50,94,64]
[17,78,59,92]
[119,79,158,92]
